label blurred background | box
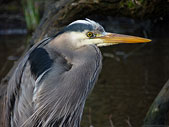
[0,0,169,127]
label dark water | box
[0,17,169,127]
[0,35,27,81]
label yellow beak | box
[96,33,151,44]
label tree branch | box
[144,80,169,126]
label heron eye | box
[86,32,95,38]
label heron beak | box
[96,32,151,44]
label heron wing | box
[21,45,102,127]
[6,37,56,127]
[6,38,102,127]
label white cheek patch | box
[69,32,85,41]
[97,43,117,47]
[78,38,103,47]
[68,32,107,47]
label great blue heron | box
[5,19,151,127]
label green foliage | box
[22,0,40,31]
[127,0,135,8]
[126,0,145,9]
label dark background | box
[0,0,169,127]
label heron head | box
[57,19,151,48]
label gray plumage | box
[6,19,103,127]
[5,18,151,127]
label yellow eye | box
[86,32,95,38]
